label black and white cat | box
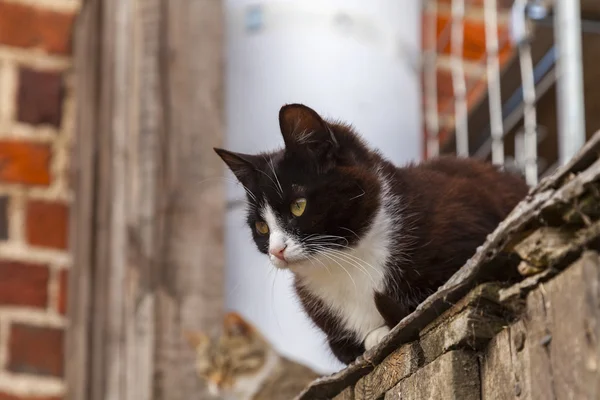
[215,104,528,365]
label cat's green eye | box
[291,198,307,217]
[255,221,269,235]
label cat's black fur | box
[215,104,528,365]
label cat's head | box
[186,312,276,398]
[215,104,382,270]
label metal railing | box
[423,0,588,186]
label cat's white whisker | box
[227,281,243,297]
[339,227,361,240]
[315,251,358,293]
[295,129,316,144]
[307,255,332,277]
[258,156,283,199]
[316,246,384,280]
[348,187,366,201]
[322,252,377,287]
[303,234,349,246]
[311,246,378,287]
[268,157,284,198]
[256,168,281,198]
[194,175,258,204]
[269,266,284,334]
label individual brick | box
[0,261,49,308]
[0,393,62,400]
[355,342,421,400]
[7,324,64,377]
[0,140,52,186]
[525,251,600,399]
[0,1,75,55]
[420,306,506,363]
[483,251,600,400]
[57,269,68,315]
[481,322,530,400]
[0,195,7,240]
[26,200,69,250]
[419,284,508,363]
[436,0,515,8]
[385,351,480,400]
[17,68,64,127]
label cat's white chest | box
[295,208,393,343]
[300,248,387,341]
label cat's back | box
[388,156,528,277]
[396,156,528,218]
[253,357,319,400]
[408,156,525,186]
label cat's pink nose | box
[270,245,287,261]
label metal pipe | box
[473,67,556,160]
[554,0,586,165]
[507,0,538,185]
[451,0,469,157]
[483,0,504,166]
[518,38,538,185]
[424,0,440,159]
[536,17,600,35]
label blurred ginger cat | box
[186,312,320,400]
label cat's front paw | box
[364,326,391,351]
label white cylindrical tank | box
[224,0,422,372]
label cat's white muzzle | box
[269,254,289,269]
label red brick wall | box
[422,0,515,156]
[0,1,77,398]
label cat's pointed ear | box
[184,330,209,350]
[223,312,254,337]
[214,148,259,187]
[279,104,339,157]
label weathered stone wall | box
[331,251,599,400]
[0,1,78,399]
[483,251,600,400]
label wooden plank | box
[121,1,162,399]
[152,1,225,399]
[66,0,101,398]
[103,0,134,397]
[68,0,225,399]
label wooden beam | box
[66,0,101,398]
[68,0,225,399]
[152,1,226,398]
